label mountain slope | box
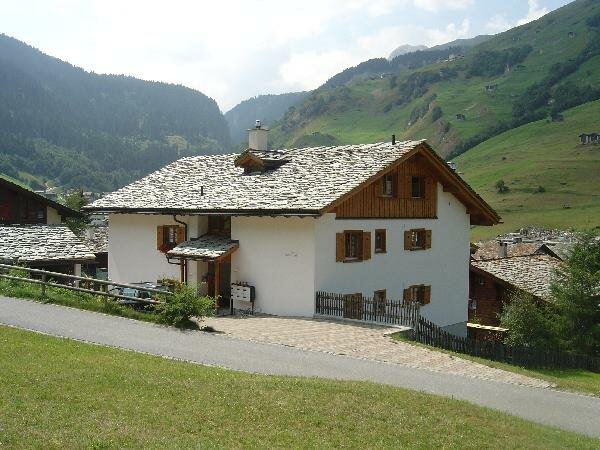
[270,0,600,157]
[456,99,600,239]
[225,92,308,146]
[0,34,230,191]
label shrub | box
[495,179,509,194]
[535,185,545,193]
[500,291,560,348]
[431,106,443,122]
[156,283,215,328]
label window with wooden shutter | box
[405,284,431,305]
[374,289,386,315]
[362,231,371,260]
[157,225,184,253]
[336,230,370,262]
[404,228,431,251]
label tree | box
[499,290,559,348]
[551,233,600,356]
[62,189,90,236]
[495,179,509,194]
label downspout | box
[173,215,188,284]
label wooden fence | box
[315,291,420,327]
[0,263,169,305]
[412,316,600,372]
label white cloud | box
[485,14,513,33]
[516,0,548,26]
[412,0,473,12]
[280,19,471,90]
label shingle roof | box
[167,235,239,260]
[472,241,543,260]
[82,226,108,254]
[85,141,424,213]
[471,254,562,299]
[0,225,96,263]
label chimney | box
[392,134,396,145]
[497,241,508,258]
[248,119,268,151]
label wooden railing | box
[315,291,420,327]
[0,263,169,305]
[412,316,600,372]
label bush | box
[535,185,545,193]
[431,106,443,122]
[156,283,215,328]
[495,179,509,194]
[500,291,560,348]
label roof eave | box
[83,207,322,217]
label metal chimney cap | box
[255,119,261,129]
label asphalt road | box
[1,296,599,438]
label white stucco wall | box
[314,183,470,329]
[108,214,205,285]
[46,206,62,224]
[230,216,316,317]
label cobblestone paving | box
[203,315,553,388]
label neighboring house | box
[85,128,499,335]
[579,133,599,145]
[455,113,466,121]
[0,176,95,274]
[469,253,561,331]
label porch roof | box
[166,234,239,261]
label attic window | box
[411,176,425,198]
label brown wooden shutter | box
[425,230,432,249]
[423,285,431,305]
[362,231,371,260]
[336,233,345,262]
[404,230,411,250]
[175,226,185,244]
[157,226,164,250]
[403,288,410,303]
[392,173,398,197]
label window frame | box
[409,228,426,250]
[381,173,395,197]
[411,176,425,199]
[374,229,386,253]
[344,230,363,261]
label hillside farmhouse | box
[86,128,499,335]
[579,132,599,145]
[0,177,95,274]
[468,240,564,338]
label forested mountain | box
[225,92,309,145]
[388,44,428,60]
[270,0,600,157]
[0,34,230,191]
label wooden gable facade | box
[332,153,438,219]
[323,143,500,225]
[468,267,510,326]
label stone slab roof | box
[85,141,425,213]
[82,226,108,254]
[472,241,543,260]
[0,225,96,263]
[471,254,562,299]
[167,234,239,260]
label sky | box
[0,0,573,111]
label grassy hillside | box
[270,0,600,156]
[457,100,600,239]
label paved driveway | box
[204,315,551,388]
[1,296,599,438]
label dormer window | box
[234,149,288,174]
[381,173,396,197]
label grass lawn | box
[391,333,600,397]
[0,326,598,449]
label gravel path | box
[204,315,551,388]
[1,296,599,438]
